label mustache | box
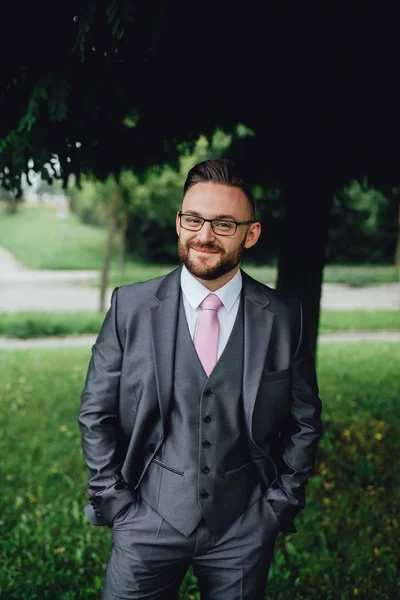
[188,242,222,252]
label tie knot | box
[200,293,223,312]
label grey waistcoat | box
[139,293,261,536]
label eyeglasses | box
[178,212,255,236]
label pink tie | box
[194,294,223,376]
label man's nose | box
[196,221,215,243]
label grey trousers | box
[102,493,280,600]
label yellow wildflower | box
[54,547,65,555]
[28,494,37,503]
[373,547,380,556]
[375,433,383,441]
[35,509,41,517]
[343,430,351,439]
[59,425,68,433]
[353,589,359,596]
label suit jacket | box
[78,266,323,532]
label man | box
[78,159,323,600]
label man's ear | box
[244,222,261,249]
[176,211,181,237]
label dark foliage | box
[1,2,400,193]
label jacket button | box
[200,490,209,499]
[202,441,211,448]
[203,389,212,397]
[201,466,210,474]
[203,415,212,423]
[149,443,156,453]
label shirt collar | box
[180,265,242,312]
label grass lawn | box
[1,202,398,284]
[0,310,399,339]
[0,312,105,339]
[0,204,118,270]
[0,343,399,599]
[319,310,400,333]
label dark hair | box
[183,159,255,218]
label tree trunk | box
[6,195,19,214]
[276,162,334,360]
[276,175,334,359]
[99,187,119,312]
[275,95,339,359]
[119,209,128,273]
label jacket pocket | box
[260,367,291,384]
[224,462,250,477]
[152,458,184,476]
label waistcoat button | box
[202,441,211,448]
[203,389,212,397]
[203,415,212,423]
[201,466,210,474]
[200,490,209,499]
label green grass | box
[320,264,399,287]
[0,204,118,270]
[0,310,399,339]
[101,263,178,287]
[244,263,399,287]
[319,310,400,334]
[0,343,399,599]
[1,202,398,285]
[0,312,105,339]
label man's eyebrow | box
[214,214,237,220]
[184,211,238,220]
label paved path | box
[0,246,26,272]
[0,331,399,350]
[0,245,106,311]
[1,245,399,311]
[0,245,98,281]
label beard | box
[178,237,246,280]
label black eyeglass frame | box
[178,212,256,236]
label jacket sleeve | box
[265,299,323,529]
[78,287,136,527]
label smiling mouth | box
[191,247,220,255]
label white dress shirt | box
[180,265,242,359]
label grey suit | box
[78,267,322,599]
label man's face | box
[176,182,260,283]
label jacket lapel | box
[241,271,275,429]
[149,267,181,432]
